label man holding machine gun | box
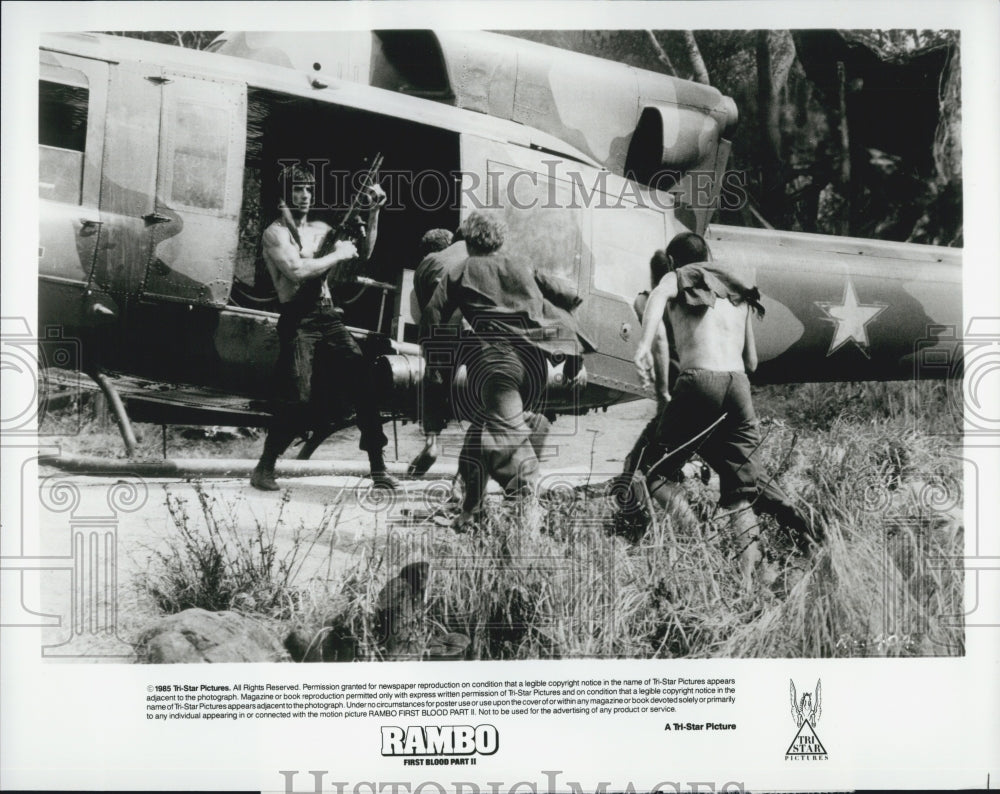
[251,162,398,491]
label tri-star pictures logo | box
[815,279,888,358]
[785,679,828,761]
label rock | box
[374,562,470,661]
[285,626,323,662]
[135,608,287,663]
[426,632,471,661]
[285,621,357,663]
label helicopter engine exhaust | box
[374,352,587,405]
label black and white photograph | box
[3,2,998,791]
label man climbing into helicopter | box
[250,163,398,491]
[407,225,466,476]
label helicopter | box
[37,30,962,457]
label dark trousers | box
[644,370,759,506]
[457,341,550,513]
[269,301,387,455]
[626,372,811,537]
[419,320,465,435]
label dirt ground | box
[30,400,657,660]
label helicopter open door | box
[459,131,684,400]
[92,61,166,307]
[458,133,666,406]
[575,184,684,399]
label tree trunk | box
[645,30,676,76]
[933,47,962,186]
[756,31,784,225]
[835,61,852,236]
[681,31,710,85]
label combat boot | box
[250,464,280,492]
[368,449,400,489]
[406,434,439,476]
[250,424,295,492]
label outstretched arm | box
[634,272,677,388]
[743,306,758,374]
[651,325,671,405]
[634,291,671,404]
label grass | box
[136,483,343,622]
[302,380,965,659]
[48,380,965,659]
[308,470,961,660]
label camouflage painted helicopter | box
[38,30,962,456]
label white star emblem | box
[815,280,887,358]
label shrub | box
[138,483,339,620]
[131,378,964,660]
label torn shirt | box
[672,262,765,318]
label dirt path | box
[30,400,656,660]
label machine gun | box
[275,153,383,279]
[319,152,384,286]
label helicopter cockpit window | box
[39,74,88,205]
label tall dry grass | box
[135,380,964,659]
[137,483,343,621]
[313,380,964,659]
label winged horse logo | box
[790,679,822,727]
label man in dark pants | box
[250,164,397,491]
[633,232,815,585]
[419,212,592,527]
[408,227,467,475]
